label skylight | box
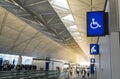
[63,14,74,22]
[53,0,69,9]
[77,37,82,40]
[49,0,83,44]
[69,25,78,31]
[71,32,81,37]
[73,32,80,35]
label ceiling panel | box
[1,28,19,40]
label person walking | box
[82,68,86,79]
[76,68,80,76]
[87,68,90,77]
[70,67,73,76]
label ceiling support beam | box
[19,17,39,25]
[13,0,60,38]
[47,15,56,24]
[10,25,26,52]
[0,12,8,35]
[17,13,30,17]
[22,32,39,53]
[7,32,39,52]
[25,0,47,7]
[41,12,54,15]
[49,23,62,26]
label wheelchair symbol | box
[90,18,101,29]
[91,45,96,54]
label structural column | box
[17,55,22,65]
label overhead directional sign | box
[87,11,105,36]
[90,44,99,55]
[90,58,95,63]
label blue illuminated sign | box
[87,11,105,36]
[90,58,95,63]
[90,44,99,55]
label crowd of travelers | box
[0,64,37,71]
[64,67,90,79]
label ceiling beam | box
[0,12,8,35]
[25,0,47,7]
[6,32,39,52]
[22,32,39,53]
[10,25,26,52]
[47,15,56,24]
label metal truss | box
[0,0,82,51]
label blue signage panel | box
[90,58,95,63]
[90,44,99,55]
[87,11,105,36]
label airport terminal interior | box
[0,0,120,79]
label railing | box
[0,70,58,79]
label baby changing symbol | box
[90,18,101,29]
[91,45,97,54]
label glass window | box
[0,53,19,65]
[22,56,33,65]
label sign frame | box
[90,58,95,63]
[87,11,106,36]
[90,44,99,55]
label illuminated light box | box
[90,58,95,63]
[90,44,99,55]
[87,11,105,36]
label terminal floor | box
[59,76,95,79]
[59,73,95,79]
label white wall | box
[95,55,100,79]
[119,0,120,29]
[32,60,45,70]
[110,32,120,79]
[95,1,111,79]
[95,0,120,79]
[95,35,112,79]
[96,32,120,79]
[109,0,119,32]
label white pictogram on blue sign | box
[91,59,94,62]
[91,45,96,54]
[91,58,95,63]
[90,18,101,29]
